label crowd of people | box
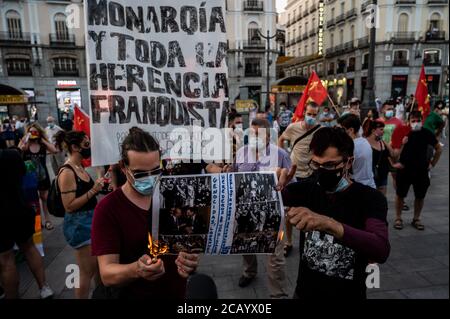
[0,93,447,300]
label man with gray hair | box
[45,116,65,175]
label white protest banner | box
[84,0,229,166]
[153,172,285,255]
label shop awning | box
[0,84,28,105]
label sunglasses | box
[127,166,162,180]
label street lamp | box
[362,0,378,117]
[255,30,277,112]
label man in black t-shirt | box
[393,111,443,231]
[282,127,390,299]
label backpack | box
[47,164,75,218]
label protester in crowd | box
[348,98,361,118]
[337,114,376,189]
[395,97,406,123]
[375,98,382,113]
[364,120,402,195]
[231,118,289,298]
[45,116,65,176]
[55,130,103,298]
[434,100,449,139]
[278,102,322,257]
[19,123,57,230]
[0,142,54,299]
[319,106,335,128]
[393,111,443,230]
[362,108,380,132]
[91,127,199,299]
[277,103,294,135]
[1,119,16,148]
[60,112,73,131]
[424,101,445,139]
[282,127,390,299]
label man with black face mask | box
[282,127,390,299]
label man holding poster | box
[91,127,199,299]
[231,118,291,299]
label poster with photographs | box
[153,172,284,255]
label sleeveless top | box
[371,142,390,179]
[60,164,97,211]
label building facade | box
[225,0,279,108]
[280,0,449,105]
[0,0,86,124]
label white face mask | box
[249,137,266,152]
[234,123,243,130]
[411,122,422,131]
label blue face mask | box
[132,175,159,196]
[385,110,394,119]
[305,115,317,126]
[335,175,350,192]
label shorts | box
[396,169,430,200]
[0,208,36,254]
[37,175,51,191]
[63,209,94,249]
[374,171,389,188]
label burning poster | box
[152,172,284,255]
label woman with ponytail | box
[54,130,104,299]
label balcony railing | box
[0,31,31,44]
[49,33,76,46]
[7,67,32,76]
[243,40,265,49]
[395,0,417,5]
[326,47,335,56]
[310,3,318,13]
[245,69,262,77]
[243,1,264,12]
[361,1,371,13]
[327,18,336,28]
[344,41,355,51]
[53,69,79,77]
[392,32,416,42]
[336,14,346,24]
[358,36,369,48]
[426,30,446,40]
[393,59,409,66]
[302,33,309,40]
[346,8,357,19]
[335,44,345,53]
[428,0,448,4]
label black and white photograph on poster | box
[156,173,284,255]
[158,176,211,253]
[231,173,283,254]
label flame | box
[278,231,285,242]
[148,233,169,259]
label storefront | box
[271,76,308,113]
[391,75,408,99]
[425,67,443,97]
[0,84,29,122]
[55,80,82,124]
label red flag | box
[292,71,328,122]
[415,65,431,121]
[73,105,91,167]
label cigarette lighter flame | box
[148,233,169,261]
[278,231,285,242]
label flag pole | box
[327,95,341,117]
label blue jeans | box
[63,209,94,249]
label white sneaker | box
[40,284,54,299]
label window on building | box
[330,33,334,48]
[398,13,409,32]
[248,22,261,43]
[331,8,335,20]
[54,13,69,40]
[53,57,78,75]
[423,49,441,66]
[351,0,356,9]
[393,50,409,66]
[6,10,23,39]
[362,54,369,69]
[245,58,262,77]
[305,21,309,33]
[303,66,308,76]
[305,44,308,55]
[6,58,31,76]
[317,63,323,76]
[348,57,356,72]
[427,13,444,40]
[340,29,344,45]
[328,62,335,75]
[311,42,315,53]
[351,25,355,43]
[341,2,345,14]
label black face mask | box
[79,147,91,159]
[316,167,345,192]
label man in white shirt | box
[395,97,405,122]
[338,114,376,189]
[44,116,65,176]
